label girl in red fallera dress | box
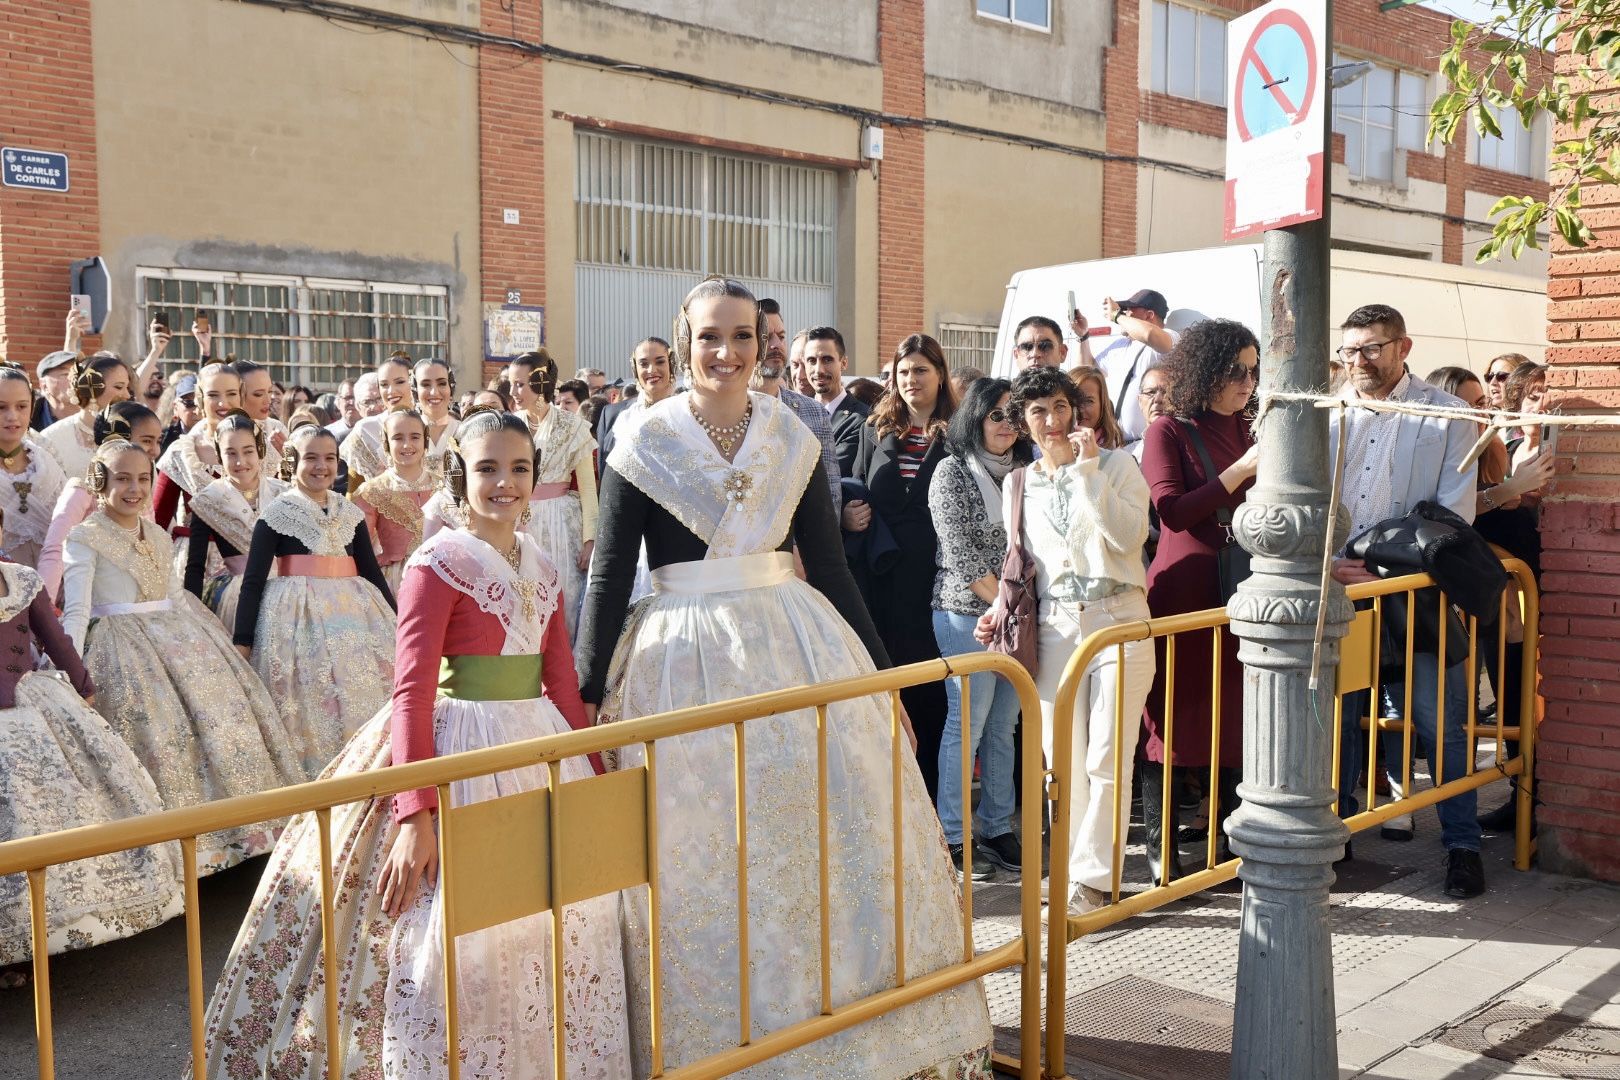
[198,410,630,1079]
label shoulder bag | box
[984,466,1040,676]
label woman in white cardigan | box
[983,365,1155,917]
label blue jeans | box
[1337,653,1480,852]
[932,609,1021,845]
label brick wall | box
[0,0,99,366]
[1127,0,1547,266]
[478,0,544,386]
[877,0,924,356]
[1535,45,1620,882]
[1102,0,1142,258]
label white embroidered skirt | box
[522,494,585,643]
[196,694,632,1079]
[0,672,185,964]
[600,552,994,1080]
[84,595,302,873]
[248,575,396,778]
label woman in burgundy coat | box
[1138,319,1261,884]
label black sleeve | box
[233,520,278,647]
[795,460,891,669]
[575,463,652,705]
[184,518,215,599]
[350,518,396,610]
[850,421,873,484]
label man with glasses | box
[1072,288,1178,446]
[1328,303,1484,900]
[1011,315,1068,372]
[751,299,841,514]
[1131,365,1174,464]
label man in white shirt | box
[1071,288,1179,444]
[1327,302,1483,901]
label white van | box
[989,245,1547,380]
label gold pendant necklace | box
[689,399,753,457]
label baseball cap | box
[38,350,76,378]
[174,374,199,398]
[1118,289,1169,320]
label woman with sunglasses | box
[1137,319,1260,885]
[927,377,1033,880]
[1483,353,1526,410]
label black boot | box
[1141,765,1185,886]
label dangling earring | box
[518,503,532,528]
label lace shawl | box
[405,529,558,655]
[189,475,288,554]
[260,487,367,556]
[530,406,595,486]
[354,470,436,554]
[0,439,68,547]
[155,427,222,496]
[0,561,44,622]
[607,392,817,559]
[68,514,173,601]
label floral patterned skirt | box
[249,575,396,778]
[601,574,993,1079]
[85,596,303,873]
[522,495,584,644]
[196,694,632,1079]
[0,672,185,964]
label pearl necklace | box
[689,399,753,457]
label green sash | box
[438,654,543,701]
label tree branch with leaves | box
[1431,1,1619,261]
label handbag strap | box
[1176,417,1232,528]
[1113,342,1150,419]
[1008,465,1027,541]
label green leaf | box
[1475,106,1504,139]
[1480,37,1513,52]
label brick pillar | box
[878,0,925,356]
[1441,137,1466,264]
[1101,0,1142,259]
[1536,50,1620,883]
[477,0,545,385]
[0,0,100,365]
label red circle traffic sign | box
[1233,7,1319,142]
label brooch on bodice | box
[722,470,753,504]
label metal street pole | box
[1226,1,1354,1075]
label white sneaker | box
[1380,813,1415,842]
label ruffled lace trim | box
[0,438,67,545]
[260,487,366,556]
[406,530,558,654]
[339,416,387,480]
[0,561,44,622]
[155,428,220,496]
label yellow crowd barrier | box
[0,654,1048,1080]
[1025,558,1539,1080]
[2,561,1540,1080]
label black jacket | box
[828,394,872,478]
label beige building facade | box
[0,0,1549,390]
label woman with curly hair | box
[845,333,959,797]
[1137,318,1260,884]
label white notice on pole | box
[1223,0,1327,241]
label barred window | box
[938,323,999,375]
[137,269,448,389]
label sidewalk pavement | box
[972,787,1620,1079]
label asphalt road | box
[2,857,266,1080]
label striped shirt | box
[898,427,931,484]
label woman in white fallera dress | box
[37,355,132,481]
[0,366,68,570]
[506,350,597,642]
[183,411,288,632]
[576,278,992,1079]
[234,425,398,776]
[0,520,184,973]
[61,440,304,873]
[154,363,244,583]
[198,411,630,1079]
[339,351,416,485]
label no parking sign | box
[1223,0,1327,240]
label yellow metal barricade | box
[0,654,1048,1080]
[1026,559,1539,1080]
